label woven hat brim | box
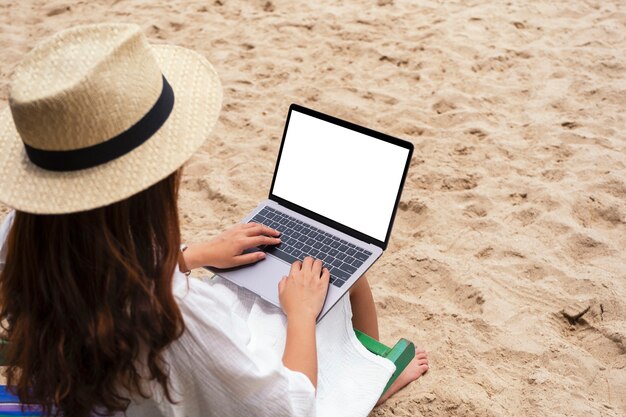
[0,45,222,214]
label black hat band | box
[24,75,175,172]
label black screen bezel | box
[268,104,414,250]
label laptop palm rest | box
[208,255,289,306]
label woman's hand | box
[279,257,329,389]
[183,222,281,270]
[278,257,330,322]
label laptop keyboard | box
[249,206,372,288]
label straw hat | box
[0,23,222,214]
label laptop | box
[207,104,413,322]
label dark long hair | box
[0,171,185,416]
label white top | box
[0,211,394,417]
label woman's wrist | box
[286,310,318,325]
[179,244,191,275]
[181,243,212,271]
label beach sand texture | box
[1,1,625,416]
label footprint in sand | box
[508,192,528,206]
[521,264,547,282]
[599,179,626,200]
[511,207,540,226]
[453,144,474,155]
[438,271,487,313]
[572,196,625,228]
[541,169,566,182]
[474,246,494,259]
[554,301,626,371]
[46,5,71,17]
[567,233,611,260]
[170,21,185,31]
[432,99,456,114]
[412,173,479,191]
[402,125,427,137]
[466,127,488,139]
[399,198,427,214]
[463,203,488,218]
[441,175,479,191]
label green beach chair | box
[354,329,415,395]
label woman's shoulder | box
[0,210,15,240]
[0,210,16,264]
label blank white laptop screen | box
[272,110,410,242]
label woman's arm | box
[180,222,330,390]
[278,257,330,389]
[183,222,281,270]
[283,314,318,388]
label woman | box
[0,24,428,417]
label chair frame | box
[354,329,415,394]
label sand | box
[1,1,625,416]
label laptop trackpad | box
[211,255,289,306]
